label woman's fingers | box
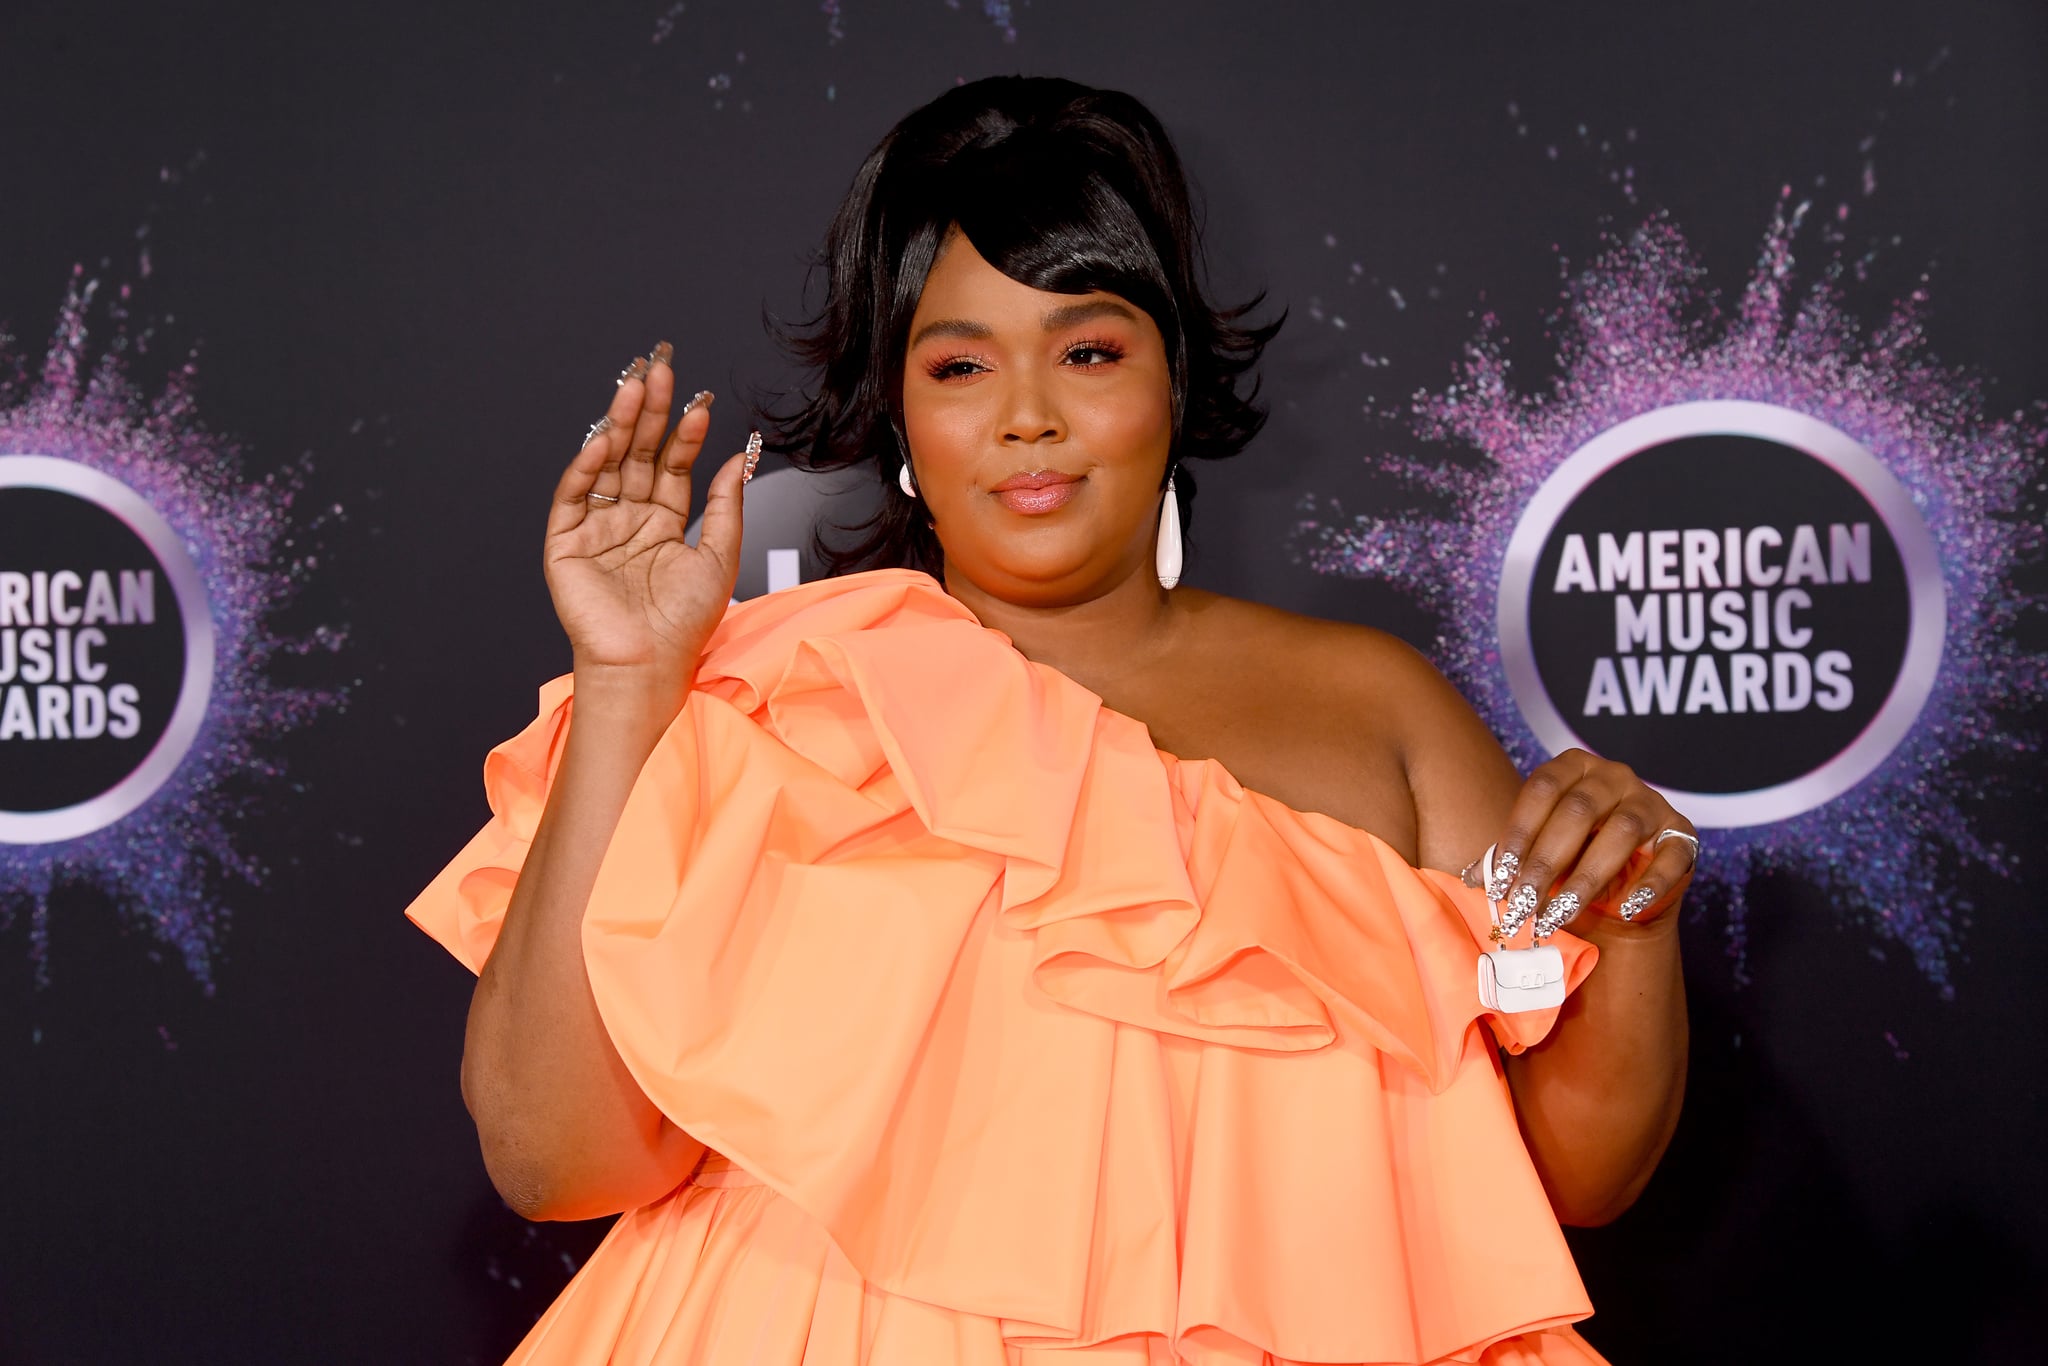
[1615,833,1700,924]
[692,448,752,595]
[649,390,715,519]
[1491,750,1621,937]
[619,343,674,503]
[1486,750,1591,909]
[588,356,649,505]
[1484,748,1697,938]
[1535,789,1666,934]
[545,423,611,537]
[547,372,643,537]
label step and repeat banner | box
[2,2,2042,1361]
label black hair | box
[773,75,1281,575]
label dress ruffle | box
[408,569,1605,1365]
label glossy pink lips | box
[990,469,1083,514]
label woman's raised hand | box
[543,345,752,716]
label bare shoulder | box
[1176,590,1463,726]
[1171,591,1521,872]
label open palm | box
[543,351,749,696]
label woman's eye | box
[926,356,987,380]
[1064,342,1125,367]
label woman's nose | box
[1002,422,1062,444]
[998,374,1065,445]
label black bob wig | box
[774,75,1281,576]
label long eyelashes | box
[1062,337,1126,366]
[925,354,990,381]
[921,339,1126,381]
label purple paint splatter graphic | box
[1295,194,2046,993]
[0,269,346,992]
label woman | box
[410,77,1693,1364]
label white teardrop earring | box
[899,462,918,498]
[1155,470,1183,589]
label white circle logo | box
[0,455,215,843]
[1497,401,1946,829]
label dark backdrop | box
[1,2,2043,1362]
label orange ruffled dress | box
[408,569,1608,1366]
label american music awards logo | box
[0,457,215,843]
[1497,401,1945,830]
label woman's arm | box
[1396,643,1690,1227]
[460,676,705,1222]
[459,353,748,1221]
[1499,890,1686,1225]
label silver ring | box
[1652,828,1700,872]
[586,491,620,506]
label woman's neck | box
[941,565,1186,697]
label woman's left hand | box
[1478,748,1698,940]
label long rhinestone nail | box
[1619,885,1656,922]
[742,429,763,484]
[1487,850,1520,903]
[581,415,612,447]
[649,340,673,369]
[680,389,715,416]
[1500,882,1539,935]
[1534,891,1580,939]
[620,356,649,385]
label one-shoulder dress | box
[408,569,1608,1365]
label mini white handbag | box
[1477,943,1566,1013]
[1470,844,1567,1013]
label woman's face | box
[901,231,1175,604]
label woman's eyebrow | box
[1041,300,1137,331]
[908,318,993,348]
